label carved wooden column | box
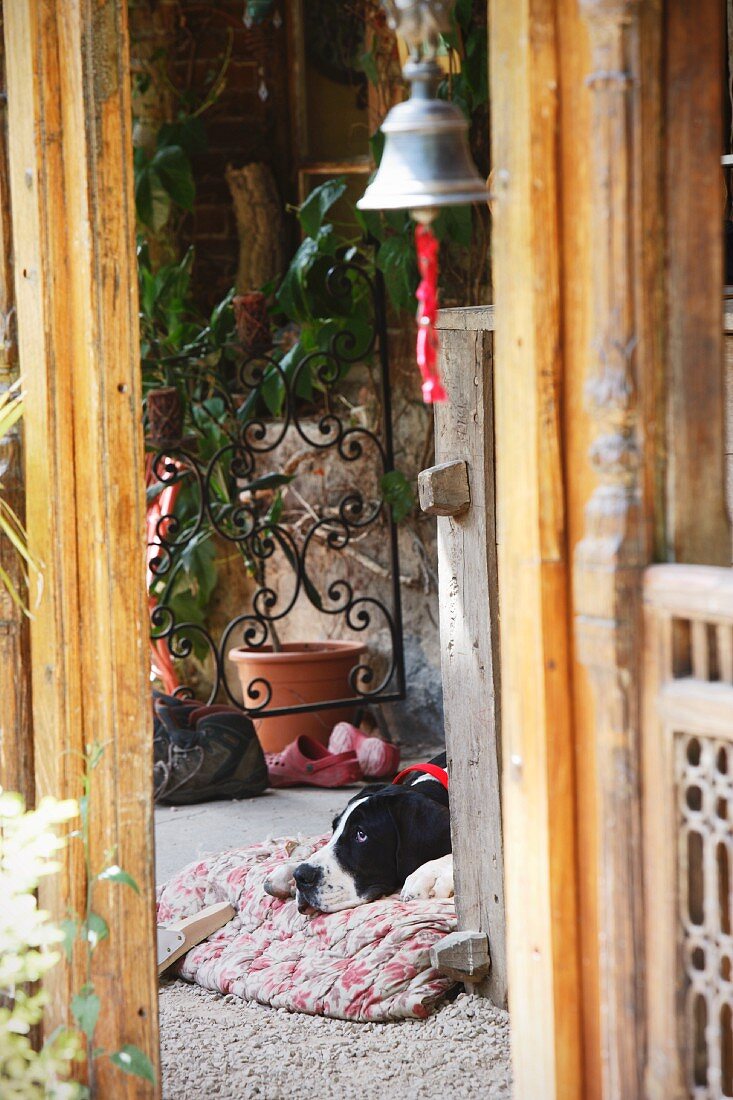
[574,1,652,1096]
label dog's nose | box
[294,863,319,889]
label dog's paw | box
[264,860,298,899]
[400,854,454,902]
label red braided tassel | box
[414,224,447,404]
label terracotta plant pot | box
[233,291,272,355]
[146,386,183,446]
[227,640,367,753]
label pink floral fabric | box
[157,834,458,1021]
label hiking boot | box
[153,692,198,765]
[152,692,242,765]
[154,710,268,805]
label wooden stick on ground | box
[158,902,235,975]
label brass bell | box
[358,58,487,224]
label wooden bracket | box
[430,930,491,983]
[418,459,471,517]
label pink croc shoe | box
[265,735,363,789]
[328,722,401,780]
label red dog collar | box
[392,763,449,790]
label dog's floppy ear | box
[387,791,451,883]
[358,782,390,797]
[331,783,389,830]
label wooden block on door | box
[430,930,491,982]
[418,459,471,516]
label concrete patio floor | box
[155,784,358,886]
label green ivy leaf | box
[241,473,294,492]
[135,162,171,232]
[337,315,373,363]
[359,48,379,85]
[139,265,158,318]
[151,145,195,211]
[384,209,408,233]
[298,177,347,238]
[294,357,314,402]
[110,1044,156,1085]
[209,288,235,343]
[179,535,218,607]
[97,865,140,895]
[266,489,284,527]
[85,912,109,951]
[315,224,339,256]
[369,129,385,167]
[158,116,207,157]
[162,590,208,661]
[59,918,78,962]
[146,480,168,503]
[354,205,383,241]
[433,205,473,248]
[260,368,286,417]
[87,742,106,770]
[380,470,415,523]
[72,985,100,1040]
[376,236,418,313]
[276,237,319,321]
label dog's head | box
[292,784,451,913]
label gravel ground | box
[159,981,512,1100]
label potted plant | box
[227,639,367,753]
[139,244,198,448]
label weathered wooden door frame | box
[430,306,507,1007]
[3,1,159,1095]
[490,1,583,1096]
[0,6,33,806]
[491,0,727,1097]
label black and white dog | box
[265,754,454,913]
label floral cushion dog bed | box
[157,835,458,1021]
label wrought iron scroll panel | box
[147,258,406,718]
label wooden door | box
[644,565,733,1099]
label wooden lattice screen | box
[644,565,733,1100]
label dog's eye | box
[355,828,367,844]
